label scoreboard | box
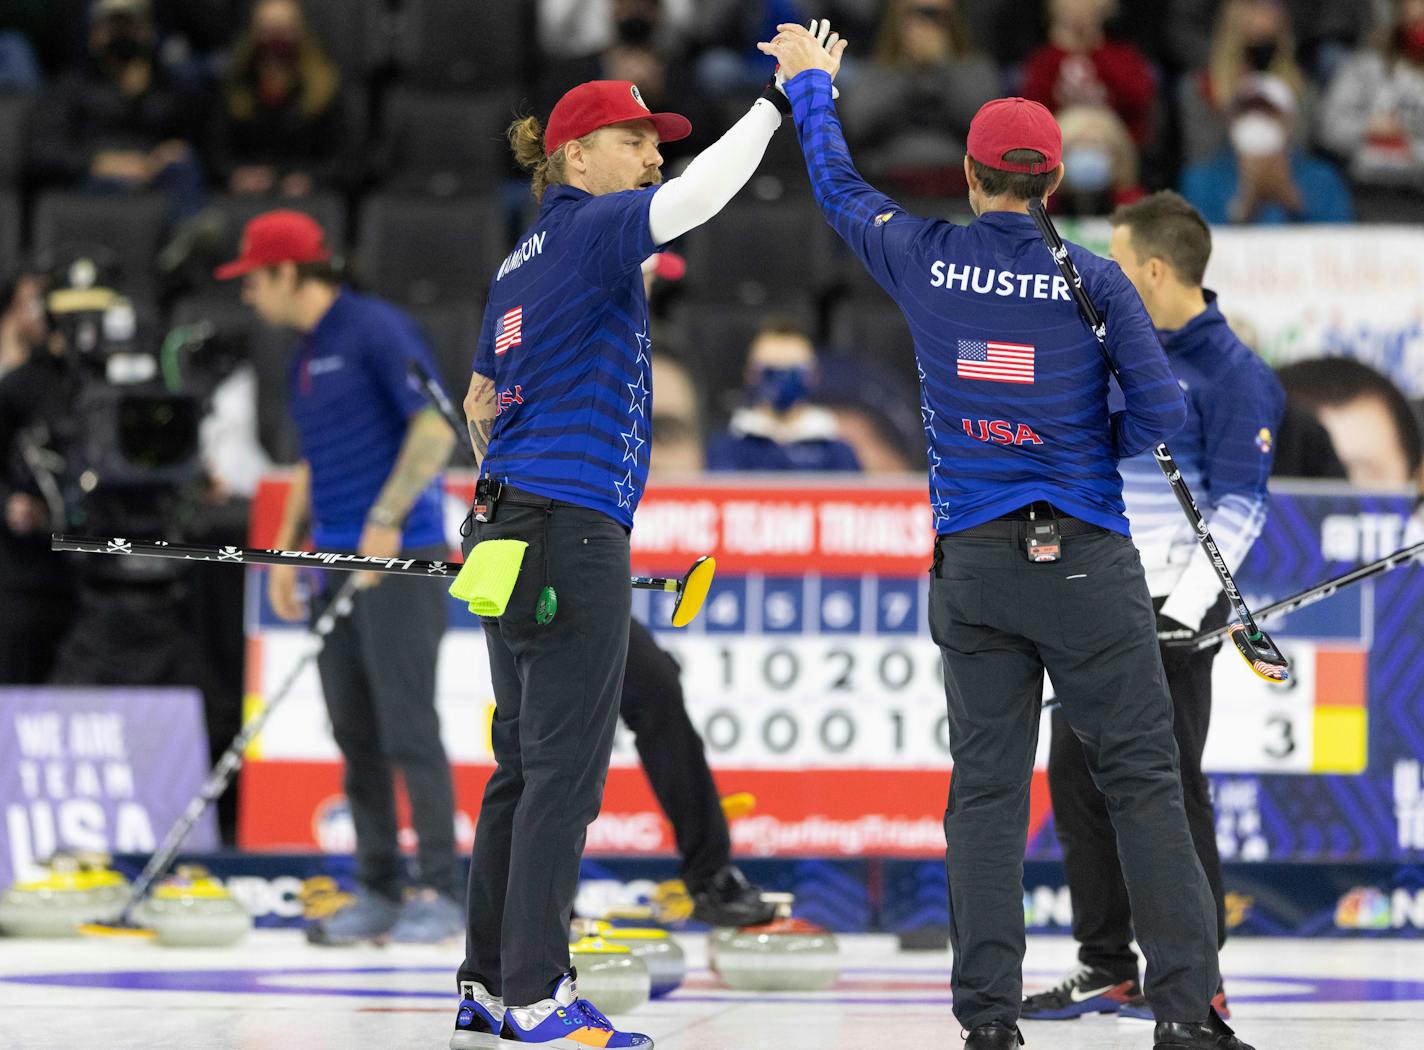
[238,476,1423,865]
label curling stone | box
[134,866,251,948]
[568,934,651,1013]
[0,853,130,938]
[708,893,840,992]
[583,918,685,998]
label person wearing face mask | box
[1318,0,1424,218]
[1051,103,1145,216]
[1177,0,1313,167]
[29,0,206,217]
[210,0,348,198]
[1180,73,1353,223]
[705,320,862,473]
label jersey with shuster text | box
[787,70,1186,536]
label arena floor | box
[1,931,1421,1049]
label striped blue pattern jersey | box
[474,184,658,528]
[1115,296,1285,627]
[786,70,1186,536]
[288,290,447,551]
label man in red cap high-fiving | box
[450,24,847,1050]
[762,22,1254,1050]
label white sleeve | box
[1159,492,1270,630]
[647,98,782,246]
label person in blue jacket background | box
[762,22,1254,1050]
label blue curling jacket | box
[786,71,1186,536]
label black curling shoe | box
[1154,1009,1255,1049]
[964,1022,1024,1049]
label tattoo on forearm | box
[371,411,455,523]
[465,374,497,469]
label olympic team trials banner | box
[237,476,1424,869]
[0,687,218,889]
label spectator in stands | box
[1177,0,1312,167]
[838,0,999,196]
[537,0,697,61]
[1317,0,1424,220]
[539,0,706,153]
[706,319,861,472]
[649,353,707,475]
[1052,103,1146,216]
[29,0,206,218]
[210,0,348,198]
[1168,0,1374,84]
[1021,0,1157,146]
[1277,357,1423,487]
[1180,73,1354,223]
[0,269,49,378]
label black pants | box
[930,520,1218,1030]
[1050,595,1231,980]
[316,544,455,899]
[623,617,731,892]
[458,491,631,1007]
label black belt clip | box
[1023,505,1061,564]
[473,475,504,523]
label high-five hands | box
[760,20,848,93]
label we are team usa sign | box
[238,476,1424,865]
[0,687,218,888]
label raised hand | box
[758,21,849,86]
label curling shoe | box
[449,980,504,1050]
[690,865,775,927]
[501,973,652,1047]
[1154,1009,1255,1050]
[1122,981,1231,1022]
[1020,962,1139,1019]
[964,1021,1024,1048]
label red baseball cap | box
[966,97,1063,174]
[214,210,332,280]
[544,80,691,157]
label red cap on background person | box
[967,97,1064,174]
[544,80,692,156]
[214,211,332,280]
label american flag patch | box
[956,339,1035,384]
[494,306,523,356]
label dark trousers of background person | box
[458,490,631,1008]
[1050,594,1232,983]
[622,618,732,893]
[316,544,456,900]
[930,517,1220,1030]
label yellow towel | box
[449,539,528,616]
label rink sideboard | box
[235,475,1424,871]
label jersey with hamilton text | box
[787,70,1186,536]
[474,184,659,528]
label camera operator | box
[0,264,73,684]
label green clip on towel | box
[449,539,528,616]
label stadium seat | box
[392,0,532,89]
[682,200,833,304]
[408,301,487,412]
[297,0,388,78]
[32,191,168,298]
[376,87,518,194]
[827,297,918,380]
[0,190,19,278]
[0,94,31,185]
[355,194,505,306]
